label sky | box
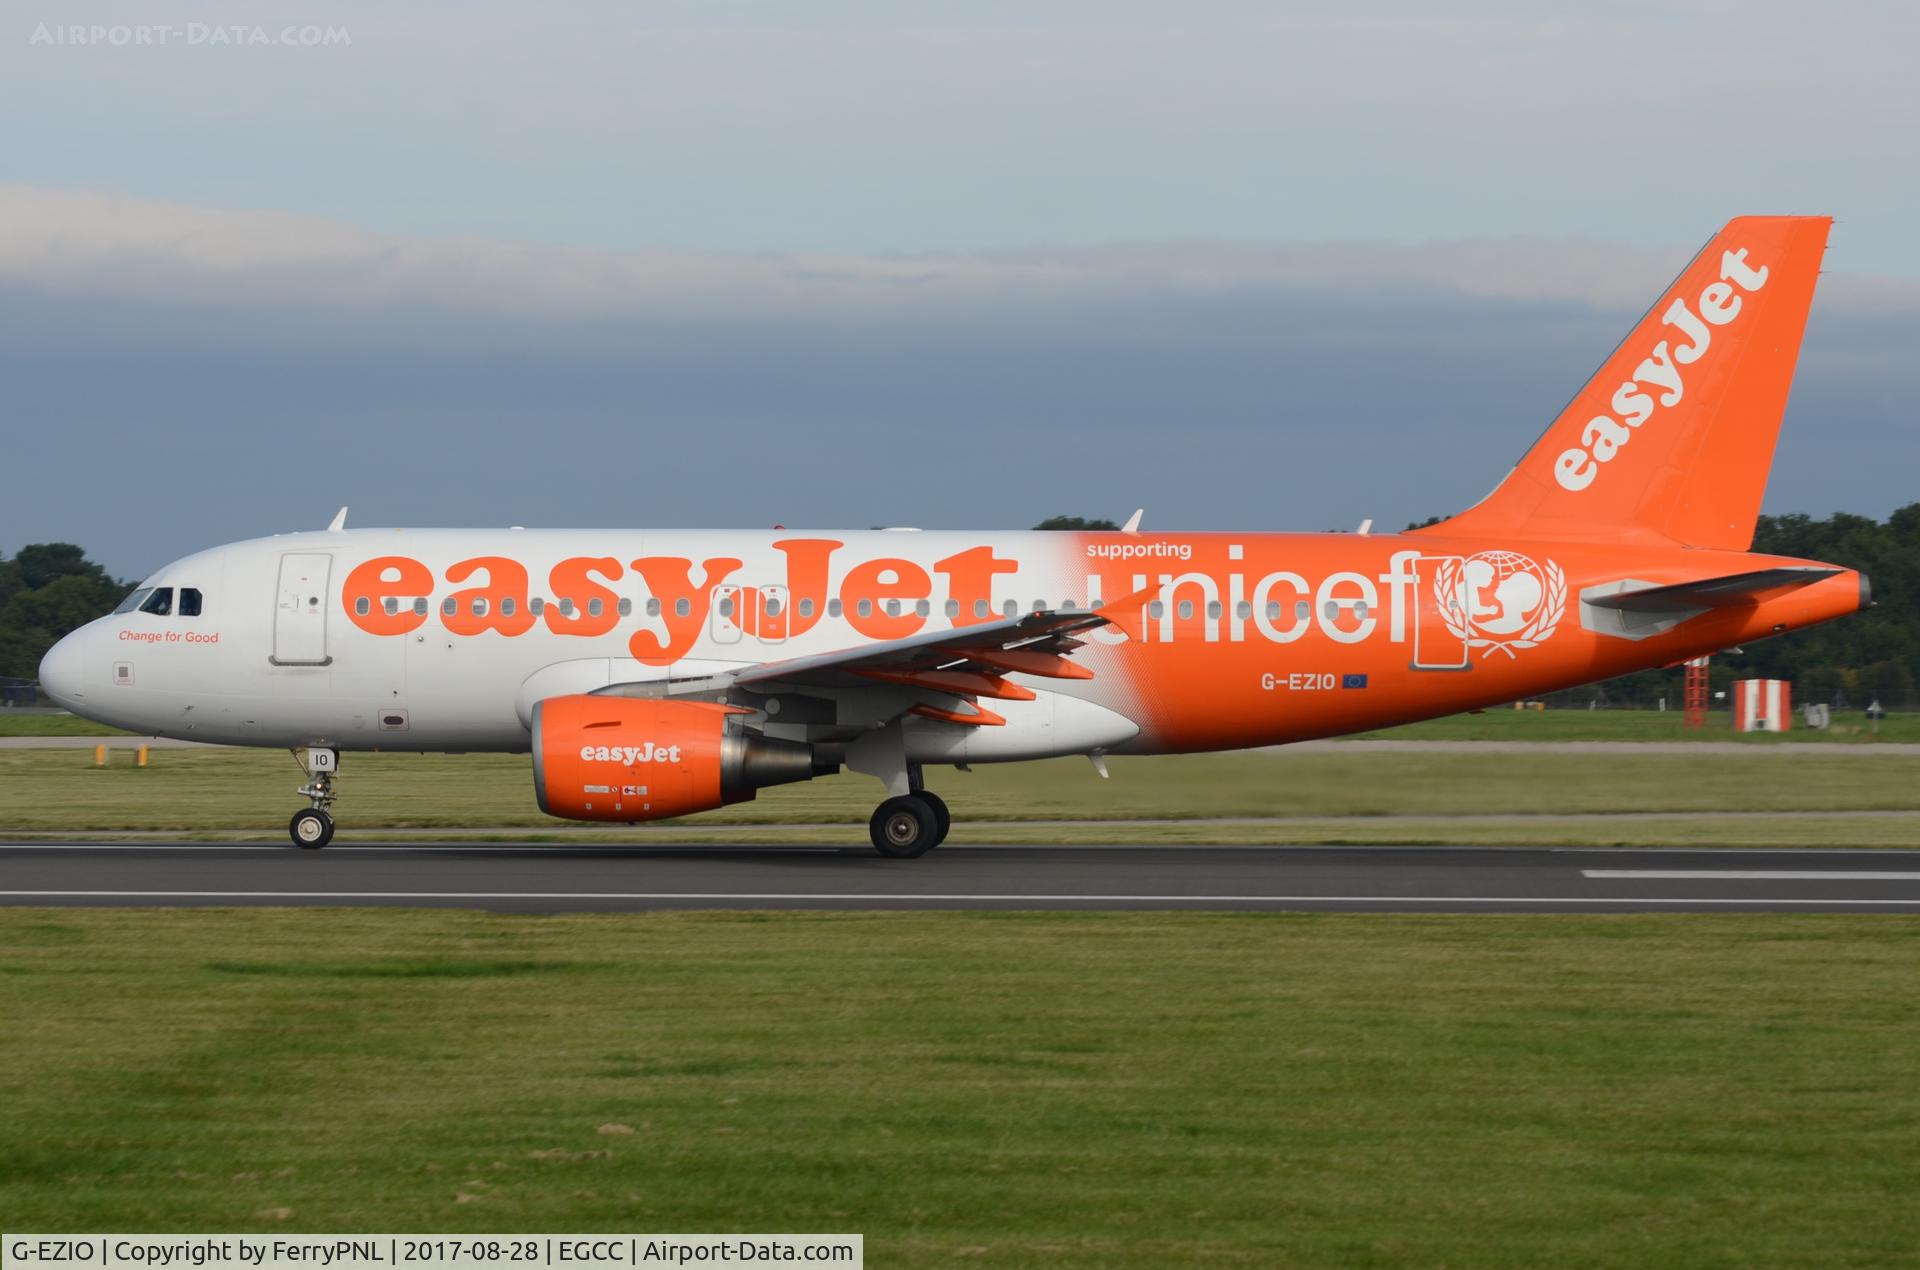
[1,1,1916,579]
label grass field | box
[1351,707,1919,743]
[0,712,133,736]
[2,909,1916,1265]
[3,745,1920,848]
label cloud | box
[0,186,1914,577]
[17,184,1916,319]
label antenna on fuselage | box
[326,507,349,532]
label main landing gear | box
[290,747,339,849]
[869,786,951,859]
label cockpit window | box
[178,588,203,617]
[115,588,154,615]
[138,587,175,616]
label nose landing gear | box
[290,747,339,849]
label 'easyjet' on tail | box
[1424,215,1831,551]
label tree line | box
[0,545,131,694]
[5,506,1916,706]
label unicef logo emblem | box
[1434,550,1567,658]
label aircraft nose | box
[37,631,86,709]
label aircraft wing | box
[734,607,1106,687]
[596,588,1153,726]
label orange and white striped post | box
[1732,679,1792,732]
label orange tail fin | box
[1422,215,1831,550]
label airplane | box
[36,215,1867,855]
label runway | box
[5,842,1920,912]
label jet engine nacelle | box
[532,694,820,822]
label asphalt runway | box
[5,842,1920,912]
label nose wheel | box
[290,807,334,849]
[870,790,951,858]
[290,747,340,849]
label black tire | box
[290,808,334,850]
[919,791,952,845]
[870,795,939,858]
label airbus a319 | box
[38,216,1866,855]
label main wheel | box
[918,791,952,845]
[870,795,940,859]
[290,808,334,849]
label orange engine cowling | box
[532,694,821,822]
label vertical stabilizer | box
[1424,216,1830,549]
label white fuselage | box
[37,527,1145,762]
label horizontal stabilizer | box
[1585,567,1839,616]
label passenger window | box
[674,598,690,618]
[719,597,735,618]
[1236,601,1252,619]
[1323,601,1338,621]
[1295,601,1310,621]
[1002,600,1017,618]
[646,598,661,617]
[857,599,873,618]
[529,597,545,615]
[179,588,203,617]
[882,599,898,617]
[559,598,576,617]
[944,599,960,618]
[472,598,488,617]
[413,598,428,616]
[383,597,399,616]
[1267,601,1281,620]
[442,597,457,616]
[500,598,516,617]
[115,588,153,615]
[766,597,783,616]
[1032,600,1045,613]
[617,598,632,617]
[915,599,931,618]
[355,597,371,617]
[1178,600,1194,620]
[1148,600,1165,619]
[1206,601,1221,619]
[139,588,174,616]
[588,598,604,618]
[828,599,843,618]
[798,598,814,618]
[975,600,990,619]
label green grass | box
[1356,707,1920,743]
[2,909,1917,1265]
[0,712,133,736]
[4,746,1918,847]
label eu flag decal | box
[1341,673,1369,689]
